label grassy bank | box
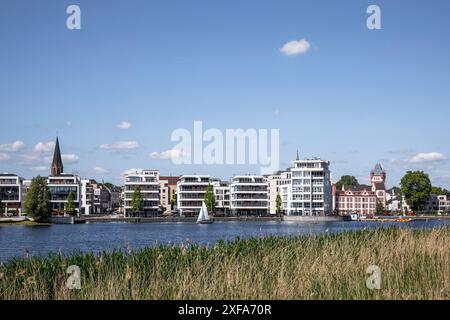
[0,227,449,300]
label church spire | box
[51,137,64,176]
[295,150,300,161]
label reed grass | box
[0,227,448,300]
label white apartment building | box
[266,170,291,215]
[123,170,160,217]
[47,174,81,215]
[287,157,332,216]
[177,175,211,216]
[0,173,26,216]
[438,195,450,214]
[230,175,268,216]
[212,179,231,216]
[81,179,94,215]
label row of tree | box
[335,171,448,212]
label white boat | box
[197,202,213,224]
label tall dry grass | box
[0,227,448,300]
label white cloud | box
[62,154,79,164]
[31,166,48,172]
[93,166,109,174]
[100,141,139,150]
[0,141,25,152]
[33,141,55,154]
[122,168,143,176]
[408,152,446,164]
[280,39,311,56]
[150,149,189,160]
[117,121,132,129]
[0,153,11,161]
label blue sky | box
[1,0,450,188]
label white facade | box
[438,195,450,214]
[0,173,26,216]
[386,188,402,212]
[266,171,291,215]
[81,179,93,215]
[287,158,332,216]
[230,175,268,215]
[177,175,211,216]
[47,174,82,215]
[212,179,231,215]
[123,170,160,217]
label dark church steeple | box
[51,137,64,176]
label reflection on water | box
[0,219,449,262]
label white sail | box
[197,207,204,223]
[197,201,210,223]
[202,202,210,221]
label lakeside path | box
[0,227,448,300]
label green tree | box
[431,186,448,196]
[24,176,51,222]
[375,199,384,216]
[131,186,144,215]
[400,171,432,212]
[204,183,215,212]
[275,193,282,217]
[171,193,177,209]
[65,192,76,216]
[335,175,359,190]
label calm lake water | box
[1,220,449,262]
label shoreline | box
[2,214,449,225]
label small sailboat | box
[197,202,214,224]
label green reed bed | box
[0,227,449,300]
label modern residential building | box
[177,175,211,216]
[47,174,81,214]
[438,195,450,214]
[159,176,180,213]
[212,179,231,216]
[123,170,160,217]
[230,175,268,216]
[47,137,81,215]
[266,170,291,215]
[286,154,332,216]
[0,173,26,216]
[81,179,94,215]
[427,194,450,214]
